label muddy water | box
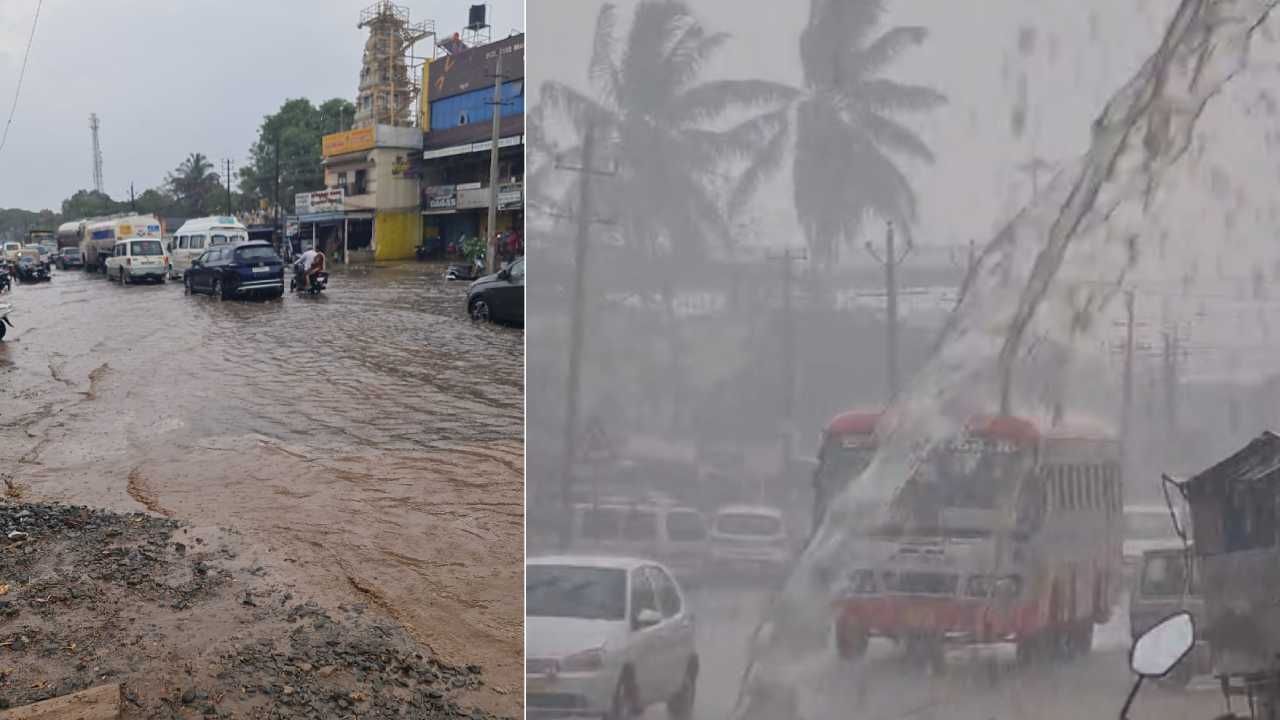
[0,262,524,716]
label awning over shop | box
[296,211,374,224]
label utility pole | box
[224,159,234,216]
[274,133,282,250]
[865,221,912,401]
[553,123,617,550]
[767,246,807,495]
[485,50,506,273]
[1121,289,1135,480]
[129,183,136,213]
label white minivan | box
[168,216,248,279]
[105,237,168,285]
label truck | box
[79,214,162,273]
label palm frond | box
[864,112,935,163]
[729,110,791,216]
[668,79,799,125]
[539,82,616,136]
[589,4,622,105]
[857,26,928,73]
[855,79,947,114]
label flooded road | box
[676,586,1222,720]
[0,262,524,715]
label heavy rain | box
[527,1,1280,719]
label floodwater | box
[0,262,524,715]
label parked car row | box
[566,498,795,585]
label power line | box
[0,0,43,159]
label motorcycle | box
[446,254,485,281]
[15,258,49,282]
[0,263,10,293]
[0,301,13,340]
[290,267,328,295]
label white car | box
[526,555,698,720]
[2,241,21,261]
[709,504,792,575]
[105,237,169,285]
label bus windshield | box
[893,440,1033,525]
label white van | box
[105,237,168,284]
[570,501,710,582]
[709,504,792,576]
[168,216,248,279]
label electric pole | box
[767,246,807,492]
[552,123,617,549]
[274,134,282,248]
[129,183,136,213]
[485,50,506,273]
[865,221,912,401]
[224,159,234,216]
[1121,289,1135,483]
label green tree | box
[238,98,355,214]
[793,0,946,265]
[61,190,124,219]
[166,153,223,216]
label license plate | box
[252,266,269,273]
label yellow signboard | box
[117,224,133,237]
[322,126,375,158]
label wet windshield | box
[578,507,622,540]
[526,565,626,620]
[235,246,279,263]
[131,241,163,256]
[815,444,875,499]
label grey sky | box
[528,0,1179,254]
[0,0,523,211]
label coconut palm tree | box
[538,0,798,261]
[167,152,222,215]
[794,0,946,266]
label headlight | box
[560,647,606,672]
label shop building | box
[419,32,524,253]
[291,124,424,262]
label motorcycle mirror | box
[1130,611,1195,678]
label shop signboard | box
[296,188,345,215]
[428,34,524,101]
[457,186,490,210]
[497,182,523,210]
[424,184,457,210]
[321,127,376,158]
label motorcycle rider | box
[294,245,326,291]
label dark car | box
[184,241,284,300]
[467,257,523,324]
[1130,546,1208,687]
[55,247,83,270]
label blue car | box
[184,240,284,300]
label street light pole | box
[865,221,912,401]
[485,51,504,273]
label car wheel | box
[183,275,192,295]
[469,296,491,322]
[666,658,697,720]
[212,278,224,301]
[0,321,7,341]
[158,273,167,285]
[835,622,870,661]
[607,672,637,720]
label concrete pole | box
[343,217,349,265]
[558,124,596,549]
[1121,289,1135,484]
[485,52,504,273]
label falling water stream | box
[731,1,1280,717]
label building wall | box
[374,210,422,261]
[369,146,420,211]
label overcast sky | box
[528,0,1178,253]
[0,0,523,211]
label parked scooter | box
[0,301,14,340]
[0,262,11,293]
[446,253,484,281]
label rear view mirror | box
[1131,611,1194,678]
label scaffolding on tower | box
[354,1,435,129]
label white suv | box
[526,556,698,720]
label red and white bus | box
[821,412,1122,667]
[811,408,885,533]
